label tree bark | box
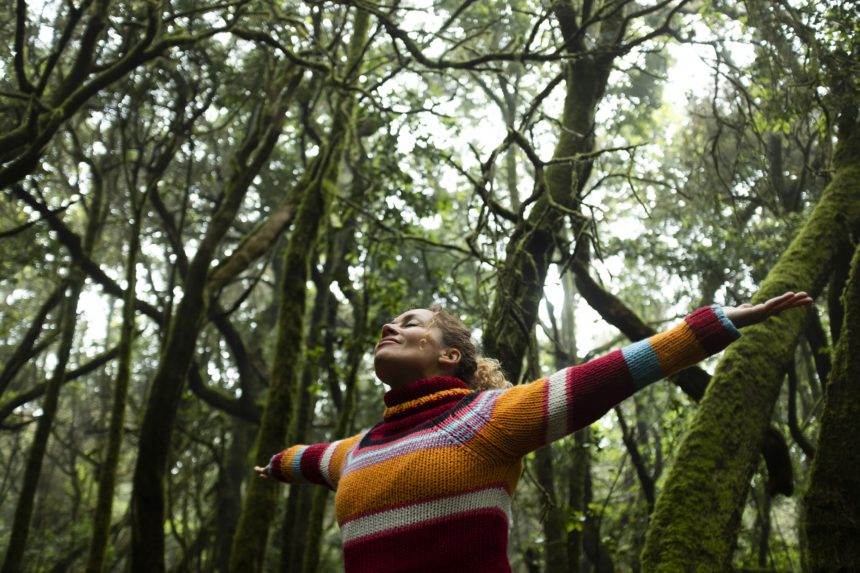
[85,189,146,573]
[803,241,860,569]
[527,330,568,572]
[129,69,299,572]
[300,277,367,573]
[482,6,623,383]
[0,280,83,573]
[2,174,106,572]
[228,12,370,571]
[282,274,334,572]
[640,119,860,570]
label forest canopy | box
[0,0,857,571]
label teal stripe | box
[621,338,663,389]
[292,445,310,482]
[710,304,741,338]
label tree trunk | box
[641,119,860,570]
[229,12,370,571]
[482,7,622,383]
[85,191,145,573]
[755,486,771,568]
[282,280,335,571]
[129,70,299,572]
[301,289,366,573]
[2,176,106,572]
[582,465,615,573]
[527,330,568,572]
[213,418,255,572]
[567,428,588,573]
[802,241,860,569]
[0,279,83,573]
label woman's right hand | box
[254,465,269,479]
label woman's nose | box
[381,323,397,338]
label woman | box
[256,291,812,572]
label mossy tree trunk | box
[129,68,300,572]
[527,329,569,572]
[85,187,146,573]
[301,283,367,573]
[567,428,588,573]
[282,265,336,572]
[1,280,84,573]
[640,119,860,570]
[297,128,373,573]
[2,175,106,573]
[283,138,368,569]
[228,10,371,571]
[802,240,860,569]
[213,418,255,572]
[557,272,587,573]
[482,15,619,381]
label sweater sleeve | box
[266,431,365,491]
[468,304,741,462]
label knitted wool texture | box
[268,304,742,572]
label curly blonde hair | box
[426,304,512,392]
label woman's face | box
[373,308,460,388]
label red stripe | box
[341,483,511,525]
[299,442,330,485]
[566,350,635,432]
[270,451,288,482]
[354,425,436,454]
[343,510,512,573]
[383,376,468,407]
[685,306,733,354]
[370,401,456,441]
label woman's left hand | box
[723,291,813,329]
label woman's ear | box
[438,347,461,369]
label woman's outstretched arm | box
[254,430,367,491]
[462,292,811,462]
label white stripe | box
[340,487,512,544]
[343,391,503,475]
[319,439,343,488]
[545,368,569,443]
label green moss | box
[228,10,370,572]
[641,133,860,571]
[802,241,860,569]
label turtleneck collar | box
[382,375,472,421]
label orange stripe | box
[335,445,521,522]
[468,379,548,461]
[649,321,706,374]
[279,445,305,481]
[328,433,365,488]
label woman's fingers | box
[773,292,810,311]
[724,291,813,328]
[254,465,269,479]
[766,291,812,315]
[763,291,796,312]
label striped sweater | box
[267,304,741,572]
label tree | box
[802,240,860,568]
